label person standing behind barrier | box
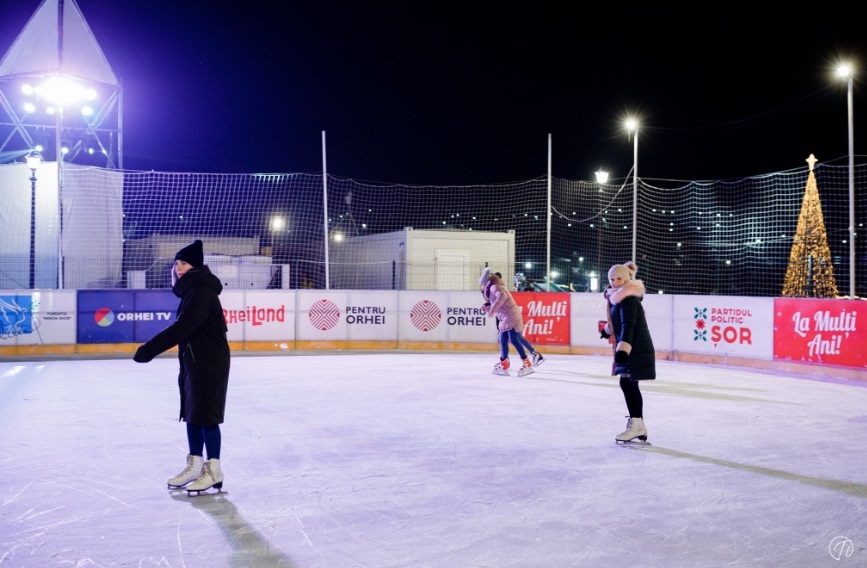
[600,261,655,443]
[133,239,231,494]
[480,267,535,377]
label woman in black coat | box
[600,261,655,443]
[134,239,230,494]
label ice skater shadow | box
[170,491,301,567]
[633,446,867,498]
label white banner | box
[222,290,295,342]
[672,295,774,360]
[0,289,813,367]
[569,292,608,347]
[397,291,450,342]
[0,290,77,346]
[296,290,349,340]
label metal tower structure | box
[0,0,122,168]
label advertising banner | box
[77,290,175,344]
[773,297,864,368]
[0,290,77,345]
[569,292,609,347]
[640,294,674,353]
[568,292,672,351]
[296,290,348,340]
[3,286,863,374]
[345,290,397,340]
[221,290,295,342]
[514,291,571,345]
[296,290,398,341]
[672,296,773,360]
[397,291,524,343]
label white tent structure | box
[0,0,123,289]
[0,0,122,168]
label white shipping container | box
[329,228,515,291]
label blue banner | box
[77,290,176,344]
[0,294,36,336]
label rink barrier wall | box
[0,289,864,382]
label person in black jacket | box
[600,261,655,443]
[133,239,231,493]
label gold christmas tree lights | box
[781,154,839,298]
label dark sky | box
[0,1,864,184]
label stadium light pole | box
[546,133,552,291]
[837,63,856,297]
[26,150,43,289]
[594,169,609,290]
[56,104,64,288]
[625,118,639,262]
[25,76,98,288]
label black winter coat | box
[133,265,230,425]
[605,280,656,379]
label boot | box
[187,458,224,493]
[167,454,204,489]
[517,358,535,377]
[615,417,648,442]
[492,358,510,376]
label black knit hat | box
[175,240,204,267]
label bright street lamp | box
[837,63,856,297]
[625,118,639,262]
[269,214,286,233]
[26,150,43,289]
[594,170,609,288]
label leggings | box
[619,375,643,418]
[516,333,537,354]
[499,329,528,360]
[187,422,222,460]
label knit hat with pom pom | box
[608,261,637,283]
[479,266,493,287]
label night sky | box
[0,2,864,185]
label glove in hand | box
[600,329,611,340]
[614,350,629,365]
[133,346,151,363]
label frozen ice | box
[1,352,866,567]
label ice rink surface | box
[1,352,866,568]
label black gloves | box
[600,329,611,340]
[133,345,151,363]
[614,350,629,365]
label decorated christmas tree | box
[781,154,839,298]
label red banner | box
[513,292,571,345]
[773,298,865,368]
